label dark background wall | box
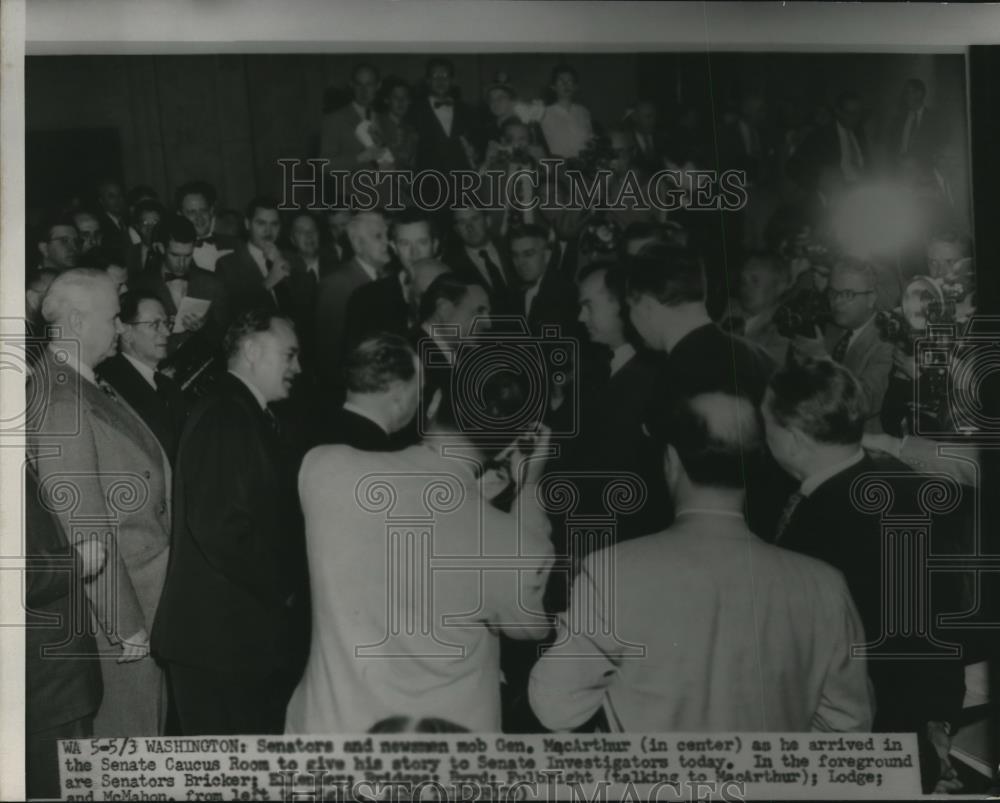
[26,52,968,218]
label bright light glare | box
[830,182,922,259]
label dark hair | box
[743,251,790,282]
[765,358,866,446]
[127,184,158,208]
[550,63,579,85]
[368,716,468,734]
[658,392,762,490]
[389,207,436,243]
[343,334,417,394]
[626,243,705,305]
[378,75,411,110]
[174,180,217,210]
[133,198,166,220]
[352,62,380,83]
[904,77,927,97]
[287,209,320,231]
[507,222,551,247]
[223,310,292,360]
[244,196,280,222]
[579,260,637,342]
[79,245,124,271]
[418,273,483,324]
[154,215,197,248]
[36,216,77,245]
[119,290,166,324]
[425,57,455,79]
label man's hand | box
[262,245,291,289]
[73,539,108,581]
[792,325,829,360]
[927,721,963,794]
[181,312,205,332]
[893,346,916,380]
[118,628,150,663]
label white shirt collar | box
[609,342,636,376]
[801,448,865,497]
[49,343,95,384]
[356,256,379,282]
[123,352,157,389]
[228,369,268,411]
[247,241,268,277]
[342,400,389,435]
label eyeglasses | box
[826,288,874,303]
[50,235,80,247]
[131,318,173,333]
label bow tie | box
[194,237,215,248]
[433,98,454,109]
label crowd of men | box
[23,58,990,798]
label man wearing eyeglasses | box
[96,291,187,463]
[791,257,893,433]
[35,216,79,272]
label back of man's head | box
[40,268,114,327]
[419,272,480,325]
[344,334,417,396]
[154,215,197,249]
[765,357,865,446]
[658,392,762,491]
[626,243,706,306]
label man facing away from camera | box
[529,391,873,733]
[152,311,307,735]
[286,334,554,734]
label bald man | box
[26,269,171,737]
[529,391,873,733]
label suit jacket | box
[216,243,279,316]
[408,94,478,174]
[443,239,517,315]
[530,515,873,732]
[27,351,171,735]
[125,242,156,279]
[343,272,411,350]
[824,318,893,434]
[800,121,870,185]
[315,257,378,382]
[98,211,132,260]
[779,452,967,732]
[522,266,583,339]
[151,373,305,675]
[129,263,230,353]
[95,354,187,463]
[320,102,369,175]
[629,128,669,175]
[285,251,339,362]
[24,461,103,733]
[888,106,946,166]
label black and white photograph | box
[3,2,1000,800]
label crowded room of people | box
[21,49,995,797]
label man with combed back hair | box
[529,390,873,733]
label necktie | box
[831,330,852,363]
[153,371,171,401]
[774,491,805,543]
[263,407,281,437]
[478,249,506,290]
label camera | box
[418,318,578,440]
[773,288,831,339]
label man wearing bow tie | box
[130,215,228,353]
[176,180,239,272]
[27,269,172,737]
[408,57,478,177]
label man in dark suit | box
[320,63,382,205]
[25,462,106,799]
[509,223,581,338]
[799,91,869,187]
[762,357,967,791]
[152,310,307,735]
[790,257,893,433]
[125,199,165,278]
[130,215,229,353]
[444,207,516,315]
[626,244,787,535]
[408,57,478,176]
[216,196,294,317]
[96,291,187,463]
[627,100,668,175]
[888,78,947,170]
[175,180,240,272]
[95,178,132,260]
[326,334,424,450]
[284,210,337,368]
[315,211,392,387]
[343,208,439,350]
